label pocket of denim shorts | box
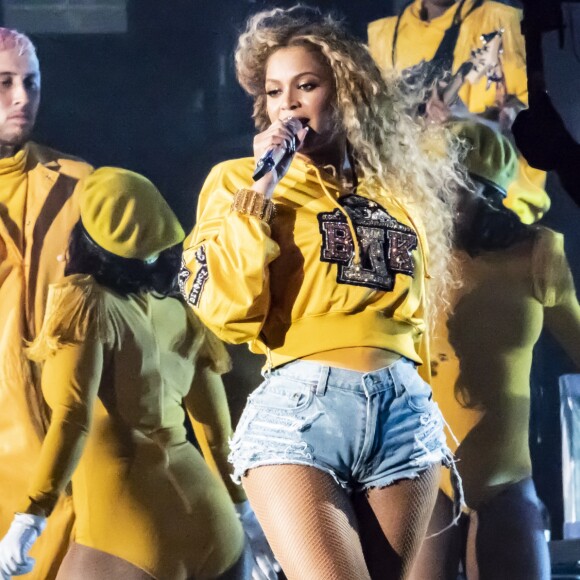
[401,374,433,412]
[250,377,314,412]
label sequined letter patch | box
[179,246,209,306]
[318,195,417,290]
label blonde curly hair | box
[235,5,466,318]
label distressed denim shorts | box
[229,357,455,493]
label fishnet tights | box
[243,464,440,580]
[355,464,441,579]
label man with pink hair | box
[0,27,92,579]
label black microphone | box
[252,117,304,182]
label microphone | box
[252,117,304,182]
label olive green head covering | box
[79,167,184,262]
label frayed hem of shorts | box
[360,462,439,493]
[236,459,351,491]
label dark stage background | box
[2,0,580,541]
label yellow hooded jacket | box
[181,155,431,376]
[0,142,92,580]
[368,0,549,224]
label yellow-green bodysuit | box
[22,274,245,579]
[432,228,580,508]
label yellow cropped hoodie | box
[181,155,430,374]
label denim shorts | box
[229,357,454,493]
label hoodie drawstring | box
[311,164,362,265]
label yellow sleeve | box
[21,278,110,516]
[532,228,573,308]
[180,162,281,345]
[368,17,397,71]
[184,365,246,504]
[27,275,113,362]
[533,229,580,368]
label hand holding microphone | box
[252,117,309,194]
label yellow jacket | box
[23,274,245,580]
[432,228,580,508]
[181,155,430,374]
[0,142,92,580]
[368,0,549,224]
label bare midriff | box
[301,346,402,372]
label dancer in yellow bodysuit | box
[0,168,277,580]
[410,122,580,579]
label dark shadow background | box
[2,0,580,541]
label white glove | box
[235,501,281,580]
[0,513,46,578]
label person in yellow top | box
[181,6,470,579]
[0,167,279,580]
[408,122,580,580]
[368,0,549,225]
[0,27,93,580]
